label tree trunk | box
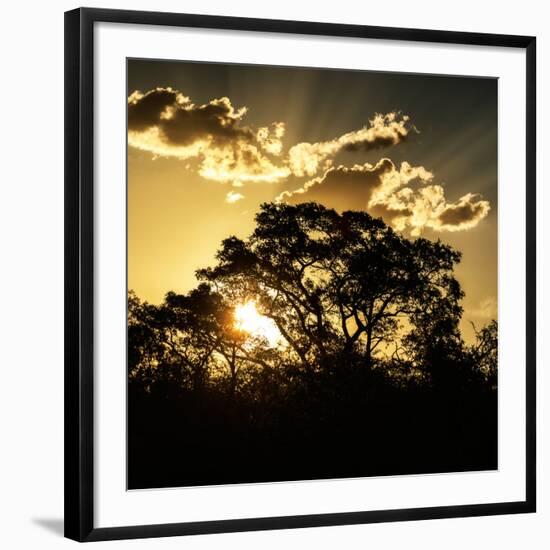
[365,304,374,369]
[365,327,373,369]
[228,345,237,397]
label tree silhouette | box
[198,202,464,371]
[469,320,498,389]
[128,201,498,489]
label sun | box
[234,301,284,348]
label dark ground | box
[128,378,497,489]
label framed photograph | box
[65,7,536,542]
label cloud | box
[128,88,290,185]
[197,143,290,184]
[287,112,413,177]
[225,191,245,204]
[276,158,395,210]
[128,88,251,144]
[256,122,286,156]
[436,194,492,231]
[278,158,490,234]
[128,93,489,230]
[128,92,414,197]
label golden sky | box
[127,60,497,343]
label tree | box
[198,202,464,371]
[129,283,278,396]
[469,320,498,389]
[128,291,166,390]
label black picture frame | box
[65,7,537,542]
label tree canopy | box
[129,202,494,394]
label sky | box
[127,59,497,343]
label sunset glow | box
[234,301,283,348]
